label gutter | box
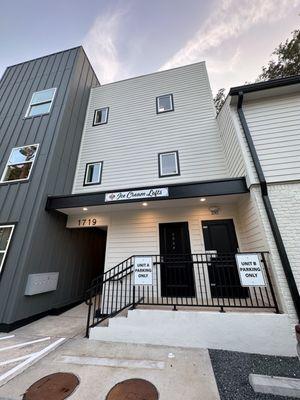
[237,91,300,321]
[230,75,300,95]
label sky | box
[0,0,299,94]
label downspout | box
[237,91,300,322]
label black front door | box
[159,222,195,297]
[202,219,248,298]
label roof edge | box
[229,75,300,96]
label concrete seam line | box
[0,337,66,387]
[0,337,51,352]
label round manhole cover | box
[106,378,159,400]
[23,372,79,400]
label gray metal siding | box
[0,47,101,324]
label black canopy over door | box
[159,222,195,297]
[202,219,248,298]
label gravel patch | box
[209,349,300,400]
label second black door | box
[159,222,195,297]
[202,219,248,298]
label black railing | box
[85,252,279,337]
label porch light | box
[200,198,206,202]
[83,207,88,211]
[142,202,148,206]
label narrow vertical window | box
[1,144,39,183]
[84,162,103,185]
[158,151,180,177]
[0,225,14,276]
[156,94,174,113]
[25,88,56,117]
[93,107,109,125]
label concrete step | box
[89,309,296,356]
[249,374,300,398]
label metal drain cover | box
[23,372,79,400]
[106,378,159,400]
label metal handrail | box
[85,252,278,337]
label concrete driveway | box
[0,304,220,400]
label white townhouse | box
[46,63,300,355]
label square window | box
[0,225,14,275]
[93,107,109,125]
[25,88,56,118]
[1,145,39,183]
[84,162,103,185]
[157,94,174,113]
[159,151,180,177]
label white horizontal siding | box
[217,98,245,177]
[104,204,240,270]
[72,63,229,193]
[236,192,267,252]
[243,92,300,183]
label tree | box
[257,29,300,81]
[213,88,226,114]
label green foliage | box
[213,88,226,114]
[258,29,300,81]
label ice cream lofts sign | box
[105,187,169,202]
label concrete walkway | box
[0,304,220,399]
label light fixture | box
[142,202,148,207]
[200,198,206,202]
[83,207,88,211]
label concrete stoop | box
[89,309,297,356]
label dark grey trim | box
[46,177,248,210]
[93,107,109,126]
[83,161,103,186]
[230,75,300,95]
[156,94,174,114]
[158,150,180,178]
[237,92,300,321]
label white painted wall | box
[90,309,296,356]
[72,62,229,194]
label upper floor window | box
[84,162,103,185]
[93,107,109,125]
[25,88,56,118]
[158,151,180,177]
[0,225,15,275]
[1,144,39,183]
[156,94,174,113]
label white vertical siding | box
[72,62,229,194]
[217,98,245,177]
[243,92,300,183]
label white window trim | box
[0,144,39,184]
[93,107,109,125]
[0,225,15,275]
[25,88,57,118]
[159,151,180,177]
[84,162,103,185]
[157,94,174,113]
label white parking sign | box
[134,257,153,285]
[235,253,266,287]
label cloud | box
[83,8,127,83]
[160,0,300,71]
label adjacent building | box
[0,47,299,355]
